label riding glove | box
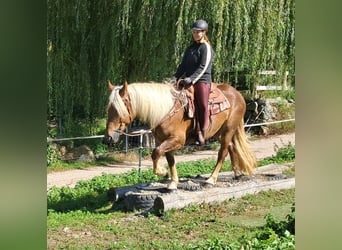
[170,77,177,85]
[183,77,192,87]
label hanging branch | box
[47,0,295,137]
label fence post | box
[125,127,128,154]
[138,133,143,177]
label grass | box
[47,144,295,249]
[47,152,137,173]
[47,189,295,249]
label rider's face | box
[192,30,205,41]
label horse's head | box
[102,80,134,145]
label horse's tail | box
[232,119,257,175]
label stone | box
[63,145,95,162]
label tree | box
[47,0,295,137]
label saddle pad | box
[208,87,230,115]
[209,99,230,115]
[184,85,230,117]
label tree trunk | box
[154,177,295,212]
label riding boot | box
[197,130,205,146]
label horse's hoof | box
[167,181,178,191]
[166,188,177,193]
[203,182,214,188]
[233,175,251,182]
[154,167,168,178]
[205,176,216,188]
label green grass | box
[47,189,295,249]
[47,144,295,249]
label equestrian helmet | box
[191,19,208,31]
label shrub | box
[47,144,60,166]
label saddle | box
[182,83,230,118]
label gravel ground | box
[47,132,295,189]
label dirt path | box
[47,132,295,190]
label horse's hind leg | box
[228,142,242,176]
[206,130,234,185]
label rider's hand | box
[183,77,192,87]
[170,77,177,85]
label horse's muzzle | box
[102,135,113,145]
[102,131,120,145]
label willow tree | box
[47,0,295,137]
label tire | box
[178,182,202,191]
[266,174,287,181]
[124,191,162,211]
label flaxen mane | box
[108,82,186,128]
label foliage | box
[284,88,295,102]
[48,169,162,212]
[274,142,295,162]
[47,144,60,166]
[177,159,230,177]
[258,142,294,166]
[47,0,295,137]
[240,204,295,249]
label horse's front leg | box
[165,151,178,190]
[151,147,168,178]
[151,137,183,190]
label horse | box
[103,80,257,190]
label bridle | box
[119,93,134,127]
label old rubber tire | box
[124,191,161,211]
[178,182,202,191]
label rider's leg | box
[194,82,211,145]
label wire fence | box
[47,118,295,175]
[47,118,295,143]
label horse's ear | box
[107,80,114,91]
[119,80,128,97]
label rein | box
[152,92,187,129]
[113,128,151,137]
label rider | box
[172,19,214,145]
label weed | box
[258,142,295,166]
[274,142,295,162]
[93,143,108,154]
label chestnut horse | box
[103,80,257,190]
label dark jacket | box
[174,41,214,84]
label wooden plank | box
[255,70,289,93]
[256,85,283,91]
[258,70,277,75]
